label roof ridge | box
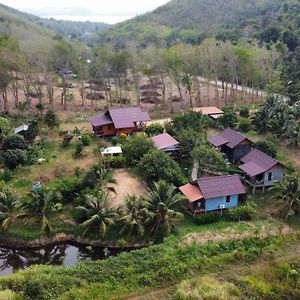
[198,174,238,181]
[252,148,278,162]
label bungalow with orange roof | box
[179,175,246,216]
[193,106,224,124]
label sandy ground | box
[111,169,147,207]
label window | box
[226,196,231,203]
[268,172,272,181]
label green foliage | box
[77,192,119,238]
[20,188,62,235]
[195,212,223,225]
[81,133,91,146]
[138,149,185,186]
[144,123,164,137]
[192,143,229,175]
[271,173,300,220]
[239,106,250,118]
[219,109,238,129]
[255,139,278,158]
[74,141,84,157]
[228,202,257,222]
[61,134,73,148]
[44,110,59,129]
[0,168,13,182]
[146,180,184,239]
[238,118,252,133]
[3,149,27,169]
[24,120,39,143]
[2,134,27,151]
[122,135,155,166]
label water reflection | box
[0,244,123,275]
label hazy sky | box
[0,0,171,23]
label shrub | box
[0,168,13,182]
[3,149,27,169]
[122,135,155,166]
[24,120,39,143]
[111,136,121,145]
[119,132,127,140]
[239,118,252,133]
[110,155,126,168]
[239,106,250,118]
[195,212,223,225]
[228,202,257,222]
[255,140,277,158]
[62,134,73,148]
[137,149,185,186]
[219,109,238,129]
[144,123,164,137]
[2,134,27,151]
[44,109,59,129]
[81,134,91,146]
[74,141,84,157]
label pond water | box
[0,243,125,276]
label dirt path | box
[111,169,147,207]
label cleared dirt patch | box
[111,169,147,207]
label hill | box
[0,4,110,44]
[94,0,298,47]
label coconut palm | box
[77,192,119,238]
[0,187,19,232]
[83,163,116,193]
[21,188,62,235]
[119,195,150,239]
[146,180,185,238]
[271,173,300,220]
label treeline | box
[0,34,283,113]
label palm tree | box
[119,195,150,240]
[271,173,300,220]
[21,188,62,235]
[146,180,185,239]
[77,192,119,238]
[83,163,116,193]
[0,187,19,232]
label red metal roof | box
[239,148,281,176]
[151,133,179,150]
[179,183,203,203]
[89,107,150,129]
[208,128,251,149]
[109,108,151,129]
[197,175,246,199]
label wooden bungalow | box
[208,128,252,162]
[179,175,246,216]
[89,107,151,137]
[151,133,180,154]
[239,149,285,193]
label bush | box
[239,106,250,118]
[144,123,164,137]
[195,212,223,225]
[238,118,252,133]
[0,168,13,182]
[3,149,27,169]
[255,140,277,158]
[74,141,84,157]
[122,135,155,166]
[111,136,121,145]
[137,149,185,186]
[44,109,59,129]
[24,120,39,143]
[62,134,73,148]
[81,134,91,146]
[2,134,27,151]
[51,176,83,203]
[109,155,126,168]
[219,109,238,129]
[228,202,257,222]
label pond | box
[0,243,125,276]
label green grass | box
[0,230,298,300]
